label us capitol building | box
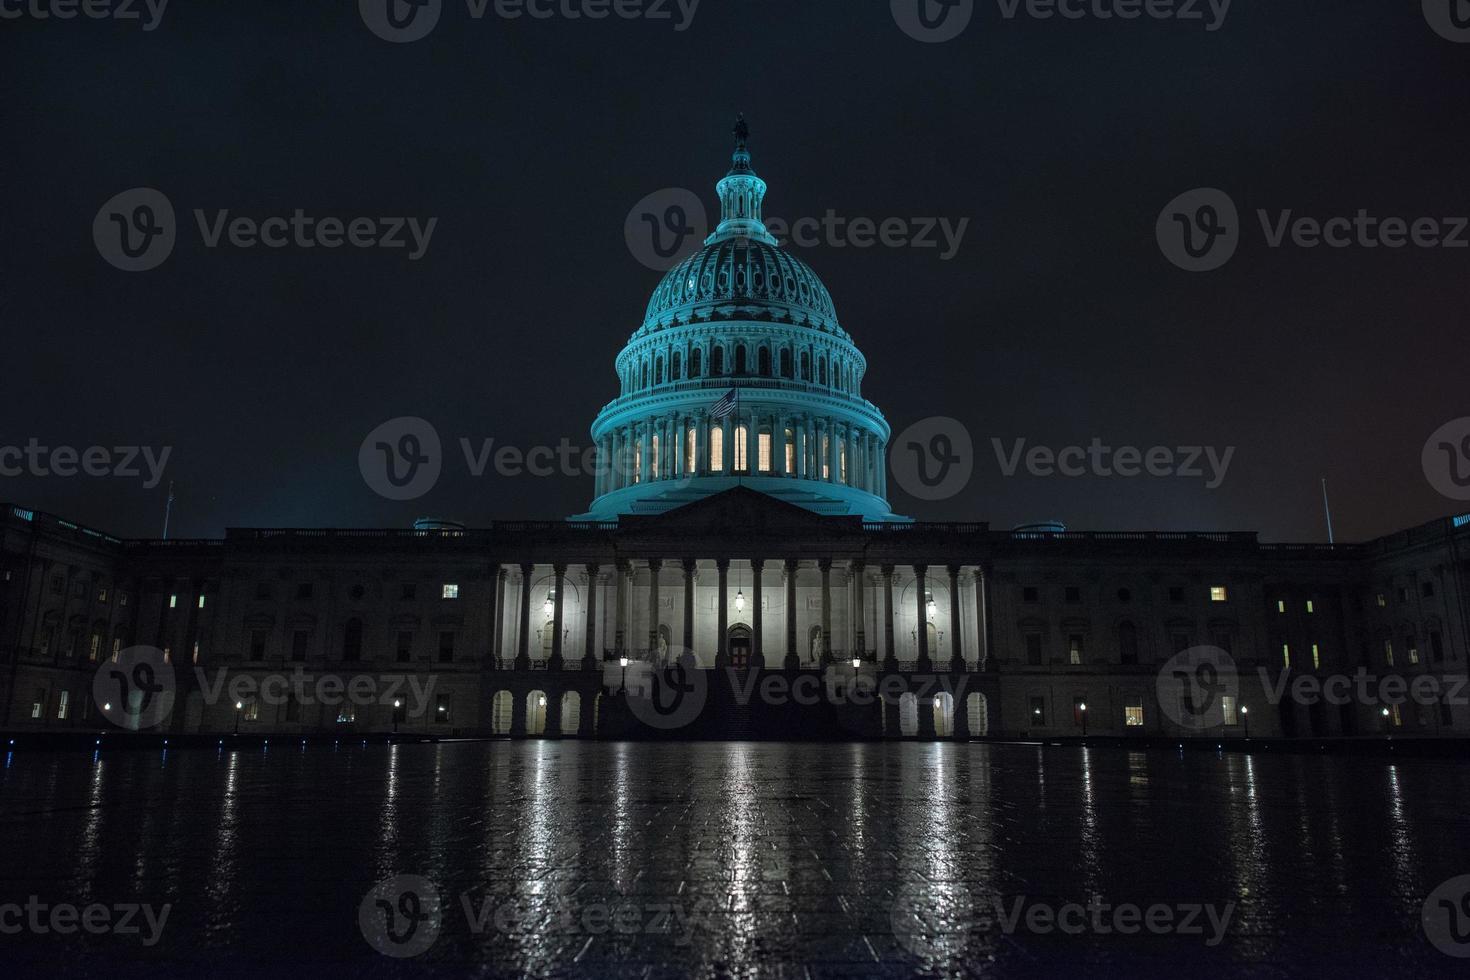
[4,125,1468,741]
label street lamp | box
[851,657,861,670]
[543,590,554,618]
[1079,702,1088,736]
[1240,704,1249,738]
[392,698,401,734]
[234,700,243,734]
[1382,705,1392,733]
[619,655,628,692]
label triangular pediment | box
[621,486,863,537]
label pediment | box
[623,487,862,538]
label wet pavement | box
[2,741,1469,977]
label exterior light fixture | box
[735,588,745,613]
[619,656,628,668]
[926,594,936,621]
[543,591,555,617]
[539,695,547,707]
[851,657,861,669]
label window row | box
[621,340,862,396]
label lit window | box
[1311,644,1320,669]
[710,427,724,471]
[88,635,100,662]
[1408,637,1419,665]
[1210,586,1228,602]
[162,647,172,664]
[758,432,771,473]
[169,594,178,608]
[686,426,697,472]
[1276,600,1285,613]
[1389,704,1402,727]
[821,435,830,479]
[198,595,206,609]
[57,690,69,720]
[734,425,748,471]
[840,444,847,483]
[1306,599,1315,613]
[1384,640,1394,666]
[98,588,108,602]
[651,434,660,478]
[336,703,355,724]
[192,641,200,664]
[111,638,121,659]
[1068,635,1083,666]
[1220,695,1237,725]
[244,699,260,722]
[633,443,642,483]
[441,584,459,600]
[119,593,128,607]
[1124,704,1144,727]
[1376,594,1387,608]
[31,690,44,719]
[1282,644,1291,667]
[785,429,795,474]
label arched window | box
[633,443,642,483]
[651,434,660,479]
[690,348,702,377]
[840,443,847,484]
[800,351,811,380]
[780,348,792,378]
[641,361,649,388]
[758,347,771,376]
[734,345,747,375]
[712,346,725,375]
[685,425,697,472]
[818,358,827,385]
[343,618,363,662]
[655,357,664,385]
[671,351,681,380]
[734,425,748,471]
[710,426,724,471]
[1119,621,1139,665]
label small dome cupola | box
[709,114,778,247]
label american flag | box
[710,388,739,419]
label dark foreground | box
[2,741,1468,977]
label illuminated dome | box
[572,117,908,524]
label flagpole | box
[1321,478,1334,545]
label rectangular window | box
[1407,637,1419,665]
[1306,599,1315,614]
[396,631,413,664]
[1376,593,1386,608]
[1124,703,1144,727]
[1397,587,1409,603]
[31,689,45,719]
[821,435,830,479]
[686,426,697,473]
[97,588,108,603]
[1277,599,1286,613]
[88,634,101,662]
[1389,703,1402,727]
[1029,696,1046,726]
[57,690,69,720]
[438,631,455,663]
[337,703,355,724]
[710,427,724,471]
[250,629,267,659]
[436,694,451,724]
[120,592,128,607]
[111,638,121,659]
[197,595,206,609]
[1220,695,1238,725]
[169,594,178,608]
[441,583,459,600]
[839,444,847,484]
[1311,643,1320,669]
[162,647,171,664]
[1210,586,1228,603]
[758,432,771,473]
[291,629,309,662]
[1384,639,1394,666]
[734,426,748,471]
[243,699,260,722]
[1025,634,1043,666]
[1282,644,1291,667]
[1064,587,1081,603]
[1068,635,1083,666]
[192,641,200,664]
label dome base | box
[569,477,910,524]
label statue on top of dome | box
[733,113,749,150]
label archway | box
[526,691,547,735]
[727,624,752,669]
[561,691,581,735]
[933,692,954,737]
[490,691,513,735]
[899,692,919,736]
[965,692,989,736]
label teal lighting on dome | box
[571,117,909,524]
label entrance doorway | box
[728,624,752,668]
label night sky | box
[4,0,1466,542]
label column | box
[806,417,817,478]
[515,562,533,670]
[827,417,839,482]
[846,424,856,486]
[492,566,507,667]
[948,565,964,672]
[682,560,696,653]
[721,415,732,472]
[751,558,765,668]
[784,559,798,669]
[582,562,600,669]
[614,560,629,653]
[647,559,662,657]
[915,564,931,672]
[695,413,706,476]
[775,415,787,476]
[549,563,567,670]
[819,559,833,665]
[976,565,991,670]
[853,561,867,656]
[545,690,563,738]
[882,565,896,670]
[716,559,730,667]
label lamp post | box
[392,698,401,734]
[1079,702,1088,737]
[234,700,243,734]
[1382,705,1392,734]
[619,655,628,693]
[1240,704,1249,738]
